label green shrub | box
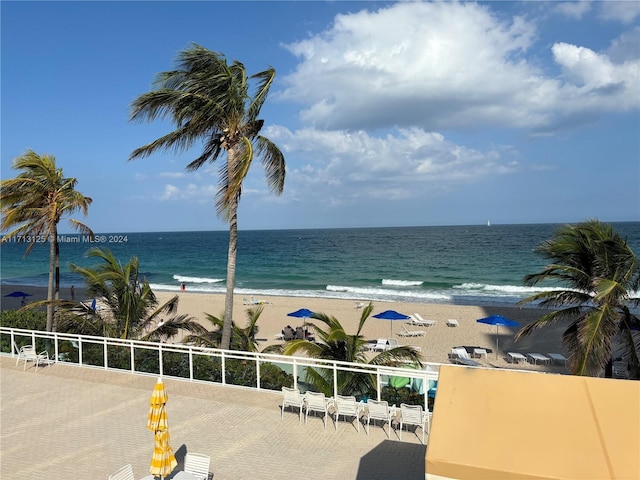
[0,310,47,330]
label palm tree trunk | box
[221,198,238,350]
[54,227,60,332]
[46,230,56,332]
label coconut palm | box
[0,150,93,331]
[516,220,640,378]
[277,303,423,397]
[62,247,206,341]
[129,44,285,350]
[183,305,263,352]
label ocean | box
[1,222,638,307]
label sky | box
[2,1,639,233]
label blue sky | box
[2,1,639,233]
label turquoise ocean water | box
[1,223,638,307]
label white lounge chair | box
[369,339,388,352]
[304,391,330,429]
[507,352,527,363]
[449,347,481,367]
[174,452,210,480]
[547,353,568,366]
[527,353,551,365]
[399,403,430,444]
[108,464,134,480]
[398,325,426,337]
[613,361,629,379]
[281,387,304,423]
[334,395,364,432]
[446,319,459,327]
[412,313,436,327]
[364,399,393,438]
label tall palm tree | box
[277,303,423,397]
[184,305,263,352]
[64,247,206,341]
[0,149,93,331]
[516,220,640,378]
[129,44,285,350]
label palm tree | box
[129,44,286,350]
[183,305,263,352]
[0,149,93,332]
[276,303,423,397]
[63,247,206,341]
[516,220,640,378]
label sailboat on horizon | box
[487,220,491,227]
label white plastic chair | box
[174,452,210,480]
[399,403,430,444]
[108,464,134,480]
[364,399,393,438]
[304,391,329,429]
[334,395,363,432]
[15,343,52,371]
[281,387,304,423]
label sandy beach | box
[1,283,570,373]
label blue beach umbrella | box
[4,291,32,298]
[476,314,520,359]
[373,310,411,337]
[287,308,315,325]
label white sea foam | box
[381,279,424,287]
[173,274,224,284]
[455,283,557,295]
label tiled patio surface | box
[0,357,427,480]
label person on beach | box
[181,282,186,292]
[70,285,75,300]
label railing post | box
[53,332,59,362]
[256,355,261,390]
[130,341,135,373]
[159,343,163,377]
[189,349,194,381]
[221,351,226,385]
[293,359,298,390]
[78,338,83,365]
[103,338,108,370]
[333,362,338,398]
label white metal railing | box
[1,327,440,409]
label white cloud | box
[278,2,639,133]
[554,1,592,20]
[266,125,515,207]
[552,42,640,112]
[158,183,215,202]
[599,1,640,24]
[159,171,187,179]
[607,27,640,62]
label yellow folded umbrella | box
[147,378,177,479]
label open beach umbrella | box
[373,310,411,337]
[476,314,520,359]
[147,378,177,479]
[287,308,315,326]
[3,290,32,298]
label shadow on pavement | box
[357,439,426,480]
